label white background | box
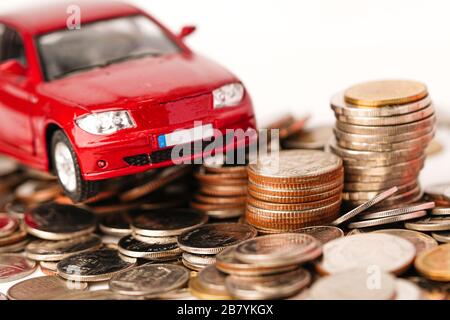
[1,0,450,295]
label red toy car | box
[0,1,256,201]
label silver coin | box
[294,226,344,244]
[234,233,322,267]
[358,202,435,220]
[177,223,257,255]
[99,213,132,237]
[405,216,450,232]
[431,207,450,216]
[0,254,37,283]
[225,268,311,300]
[197,265,228,294]
[331,186,398,226]
[182,252,216,266]
[343,156,425,176]
[431,231,450,243]
[317,233,416,275]
[335,104,434,126]
[131,233,178,245]
[26,234,102,261]
[24,203,96,240]
[372,229,438,255]
[57,248,136,282]
[348,210,427,229]
[131,209,208,237]
[118,235,181,259]
[331,91,432,117]
[7,275,88,300]
[309,268,396,300]
[109,264,189,296]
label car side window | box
[0,25,26,66]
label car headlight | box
[76,111,136,135]
[213,83,245,108]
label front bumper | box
[75,106,257,181]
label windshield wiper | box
[53,51,162,80]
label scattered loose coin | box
[57,248,136,282]
[415,244,450,281]
[99,213,132,236]
[348,210,428,229]
[7,275,87,300]
[405,217,450,232]
[24,203,96,240]
[118,235,181,259]
[309,268,396,300]
[357,202,435,220]
[395,279,423,300]
[0,254,37,283]
[431,207,450,216]
[109,264,189,296]
[372,229,438,255]
[331,186,398,226]
[131,209,208,237]
[182,252,216,267]
[25,234,102,261]
[0,213,19,237]
[317,233,416,275]
[431,231,450,243]
[295,226,344,244]
[226,268,311,300]
[177,223,257,255]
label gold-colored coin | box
[344,79,428,108]
[415,244,450,281]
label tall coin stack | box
[329,80,436,207]
[246,150,343,232]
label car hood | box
[39,53,237,111]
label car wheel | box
[51,130,99,202]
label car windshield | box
[37,15,182,81]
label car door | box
[0,24,35,155]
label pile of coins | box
[177,223,257,271]
[246,150,343,232]
[329,79,435,207]
[190,164,248,219]
[190,233,321,299]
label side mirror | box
[178,25,196,39]
[0,60,26,77]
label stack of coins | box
[190,164,248,219]
[117,209,208,262]
[246,150,343,232]
[329,80,435,207]
[23,203,100,275]
[193,233,321,299]
[177,223,257,271]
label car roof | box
[0,0,142,36]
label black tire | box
[51,130,99,202]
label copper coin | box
[24,203,96,240]
[0,224,27,247]
[248,185,344,204]
[190,201,244,211]
[247,193,341,211]
[131,209,208,237]
[248,178,343,197]
[199,185,247,197]
[194,193,246,205]
[0,254,37,283]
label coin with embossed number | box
[24,203,96,240]
[0,254,37,283]
[7,275,88,300]
[317,233,416,275]
[131,209,208,237]
[57,248,136,282]
[295,226,344,244]
[109,264,189,296]
[25,234,102,261]
[178,223,257,255]
[310,268,396,300]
